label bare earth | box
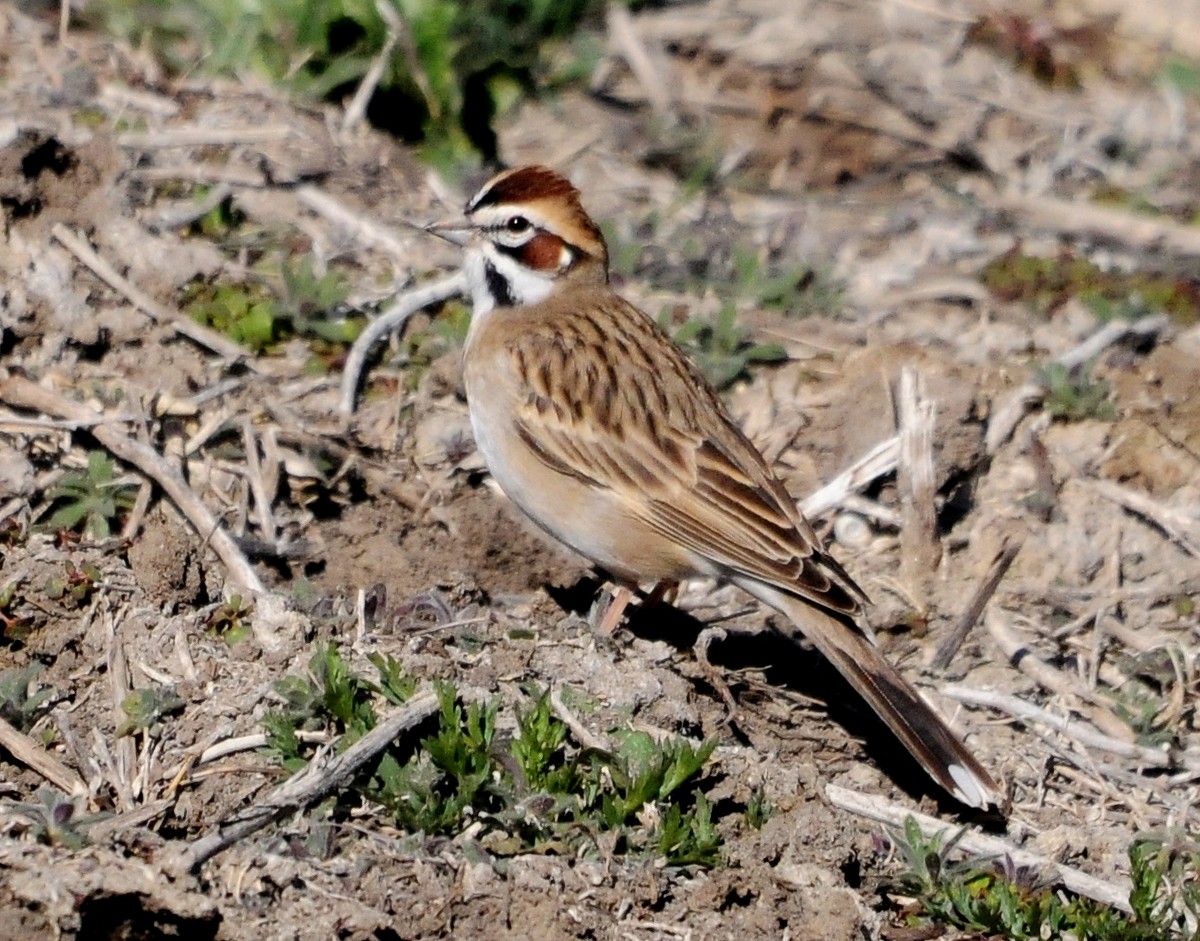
[1,1,1199,938]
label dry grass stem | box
[0,374,265,594]
[930,540,1022,671]
[165,691,439,874]
[338,272,467,415]
[49,223,249,365]
[897,367,940,597]
[943,685,1171,770]
[825,783,1134,912]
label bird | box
[431,164,998,809]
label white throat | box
[463,243,558,341]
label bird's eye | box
[505,216,531,233]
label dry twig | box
[338,272,467,415]
[986,315,1170,453]
[825,783,1133,912]
[50,224,248,365]
[0,374,264,594]
[165,691,438,874]
[0,716,86,796]
[930,539,1022,671]
[897,367,940,595]
[943,685,1172,769]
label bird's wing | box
[505,293,864,616]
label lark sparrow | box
[435,165,997,809]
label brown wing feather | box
[505,288,865,616]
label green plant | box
[980,248,1200,324]
[117,686,185,738]
[276,255,357,344]
[43,451,136,540]
[82,0,603,165]
[0,578,32,643]
[262,649,726,865]
[184,255,362,354]
[663,301,787,390]
[890,816,1200,940]
[744,786,775,830]
[1039,361,1116,422]
[44,561,102,607]
[0,663,53,732]
[207,595,254,646]
[20,786,90,849]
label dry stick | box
[1084,478,1200,558]
[896,367,940,597]
[607,2,673,118]
[294,185,416,259]
[49,224,249,366]
[116,126,292,149]
[825,783,1134,912]
[930,539,1022,671]
[338,273,468,416]
[0,375,264,594]
[549,687,609,751]
[943,685,1172,769]
[801,434,900,521]
[0,716,86,796]
[165,691,438,874]
[341,0,401,132]
[106,608,137,812]
[985,314,1170,454]
[994,192,1200,258]
[984,607,1134,743]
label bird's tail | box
[739,580,999,809]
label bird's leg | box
[694,625,739,719]
[593,579,683,634]
[594,584,636,635]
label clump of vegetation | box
[41,451,137,540]
[81,0,603,165]
[0,663,53,732]
[263,643,724,865]
[206,595,254,646]
[980,248,1200,324]
[117,686,186,738]
[184,254,359,356]
[0,579,32,643]
[890,816,1200,940]
[1038,361,1115,422]
[44,561,102,607]
[662,301,787,390]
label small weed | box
[981,248,1200,324]
[663,301,787,390]
[117,686,185,738]
[399,301,473,389]
[1107,649,1186,750]
[744,786,775,830]
[0,518,26,548]
[890,816,1200,940]
[263,648,725,865]
[82,0,603,164]
[207,595,254,646]
[0,579,32,643]
[277,255,357,344]
[184,255,362,355]
[1038,361,1116,422]
[44,561,102,607]
[20,787,89,849]
[0,663,53,732]
[42,451,136,540]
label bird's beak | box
[423,219,474,246]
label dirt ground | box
[2,1,1200,938]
